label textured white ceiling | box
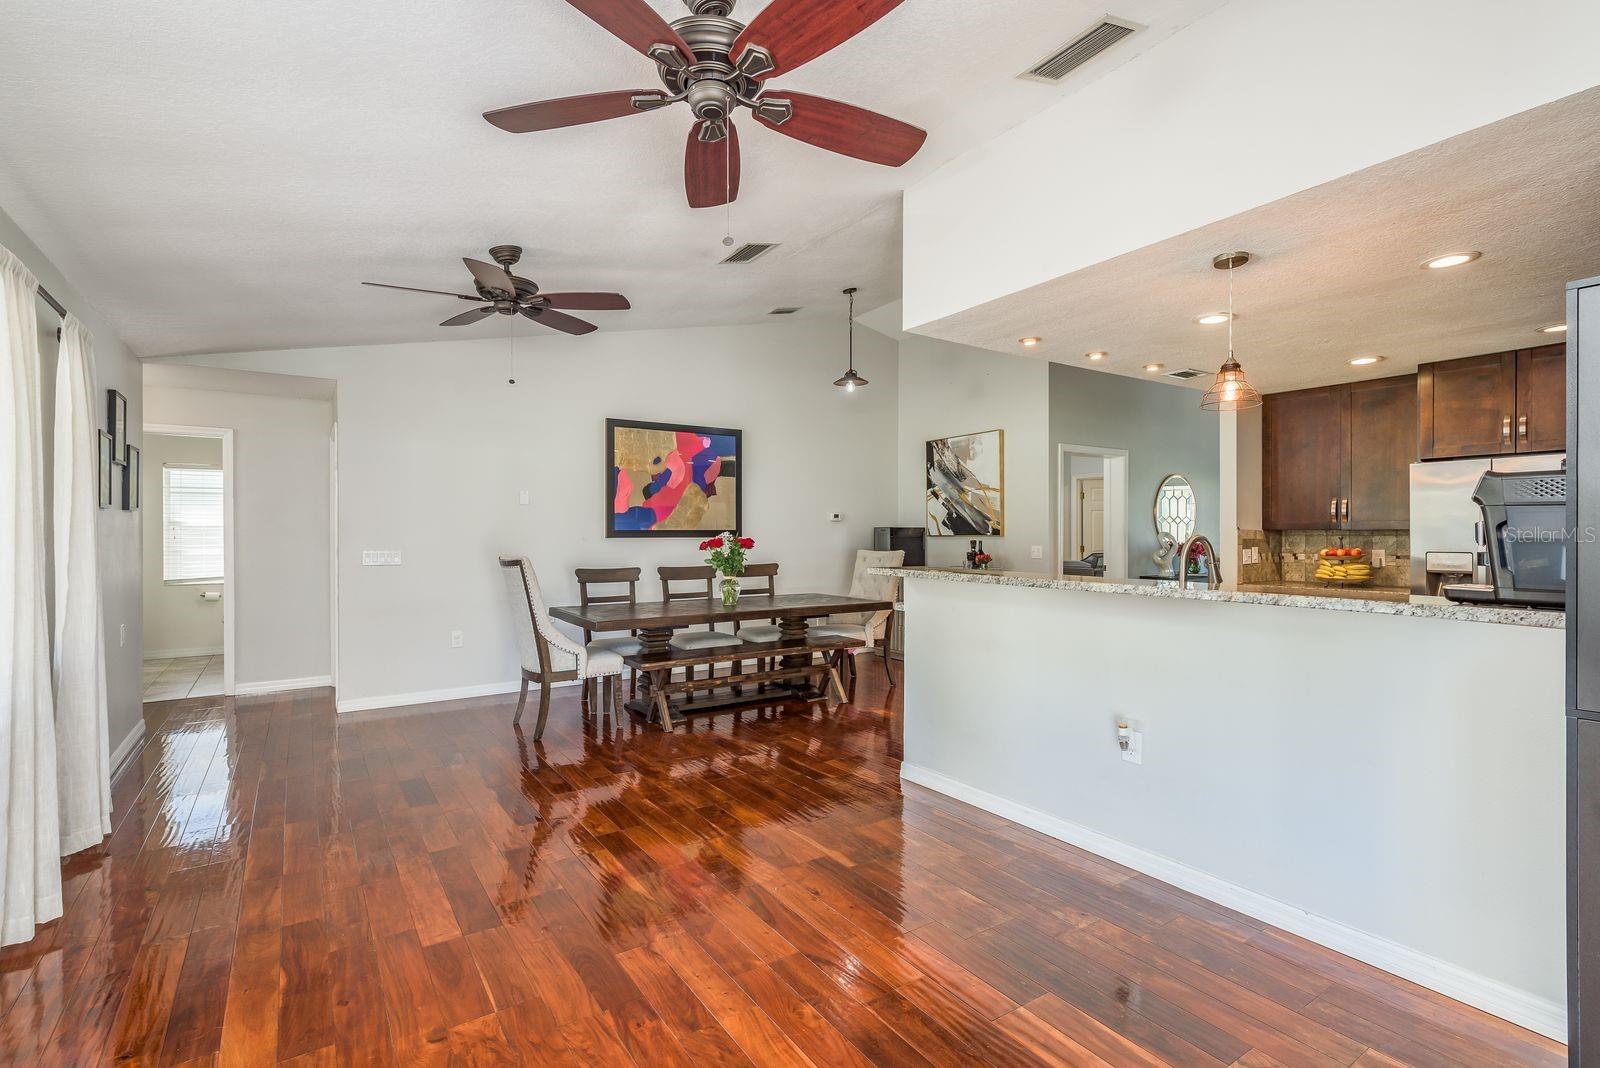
[0,0,1223,357]
[913,88,1600,394]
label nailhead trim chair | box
[810,549,904,688]
[499,556,625,739]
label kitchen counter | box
[869,565,1564,629]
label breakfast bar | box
[876,564,1567,1038]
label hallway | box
[142,654,225,702]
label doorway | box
[1057,443,1129,579]
[141,424,234,701]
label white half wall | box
[143,384,333,689]
[900,576,1566,1038]
[140,433,223,658]
[896,336,1049,571]
[172,318,898,711]
[903,0,1600,331]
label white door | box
[1078,478,1105,558]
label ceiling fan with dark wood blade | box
[483,0,927,208]
[362,245,630,334]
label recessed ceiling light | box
[1541,323,1568,334]
[1086,351,1107,361]
[1348,355,1385,366]
[1019,336,1042,347]
[1143,362,1164,373]
[1422,251,1481,270]
[1195,312,1234,326]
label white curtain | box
[0,243,62,946]
[53,316,110,856]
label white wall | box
[896,336,1049,571]
[900,575,1566,1038]
[902,0,1600,330]
[1,203,144,762]
[143,386,333,689]
[174,317,898,711]
[140,434,224,657]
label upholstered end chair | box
[810,548,904,687]
[498,556,625,739]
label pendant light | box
[1200,251,1262,412]
[834,287,868,392]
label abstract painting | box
[926,429,1004,536]
[606,418,741,537]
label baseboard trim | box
[899,762,1566,1042]
[334,677,581,715]
[144,645,223,660]
[110,720,148,781]
[232,675,333,697]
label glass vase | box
[720,574,740,607]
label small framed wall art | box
[98,430,114,508]
[122,445,141,511]
[107,389,129,463]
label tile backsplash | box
[1239,529,1411,589]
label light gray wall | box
[897,336,1050,571]
[143,386,334,688]
[140,434,224,657]
[1049,362,1222,576]
[0,203,144,762]
[175,317,898,709]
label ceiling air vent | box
[720,242,779,265]
[1020,18,1139,84]
[1163,368,1209,381]
[768,306,801,315]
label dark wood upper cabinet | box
[1344,374,1418,528]
[1418,351,1517,458]
[1263,374,1418,531]
[1516,342,1566,453]
[1417,344,1565,458]
[1263,385,1346,530]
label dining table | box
[548,592,894,726]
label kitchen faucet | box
[1176,535,1222,591]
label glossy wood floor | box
[0,661,1565,1066]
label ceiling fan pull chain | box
[722,132,734,247]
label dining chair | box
[575,566,644,706]
[498,556,625,739]
[731,562,780,684]
[658,564,742,681]
[810,549,904,689]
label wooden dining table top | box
[548,592,893,632]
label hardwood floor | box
[0,661,1564,1065]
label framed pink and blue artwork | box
[606,418,742,538]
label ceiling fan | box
[483,0,928,208]
[362,245,630,334]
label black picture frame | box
[122,445,141,511]
[605,417,742,538]
[107,389,128,463]
[97,430,114,508]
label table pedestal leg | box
[631,627,674,722]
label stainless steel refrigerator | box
[1568,273,1599,1061]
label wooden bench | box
[624,635,863,730]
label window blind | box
[162,465,223,583]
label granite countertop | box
[869,566,1565,630]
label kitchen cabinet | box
[1417,344,1565,458]
[1263,374,1418,530]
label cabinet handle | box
[1341,498,1350,523]
[1518,414,1528,441]
[1502,416,1512,446]
[1329,497,1338,523]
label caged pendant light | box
[834,287,868,392]
[1201,251,1262,412]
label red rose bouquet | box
[700,531,755,605]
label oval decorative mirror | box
[1153,473,1197,546]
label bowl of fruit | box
[1315,546,1372,585]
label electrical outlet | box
[1373,549,1387,567]
[1121,730,1144,765]
[450,630,464,648]
[1030,545,1043,559]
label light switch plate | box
[362,550,402,566]
[1122,731,1144,765]
[518,490,530,506]
[1030,545,1043,559]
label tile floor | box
[142,654,224,702]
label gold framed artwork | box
[925,428,1005,536]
